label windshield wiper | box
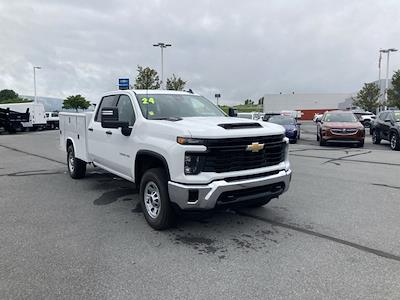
[151,117,182,121]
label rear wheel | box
[390,133,400,151]
[372,130,381,144]
[67,145,86,179]
[140,168,175,230]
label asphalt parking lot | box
[1,124,400,299]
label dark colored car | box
[267,115,300,143]
[316,110,365,147]
[371,110,400,150]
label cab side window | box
[95,95,117,122]
[116,95,136,126]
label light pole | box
[380,48,398,102]
[153,42,172,88]
[33,66,42,103]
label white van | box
[0,102,47,130]
[45,111,60,129]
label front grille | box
[331,128,358,134]
[195,135,286,173]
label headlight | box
[184,154,202,175]
[177,137,206,145]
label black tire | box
[140,168,175,230]
[319,137,326,146]
[358,140,365,148]
[246,197,272,208]
[67,145,86,179]
[372,130,381,144]
[390,133,400,151]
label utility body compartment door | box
[59,112,91,162]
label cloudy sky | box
[1,0,400,105]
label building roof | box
[263,93,355,111]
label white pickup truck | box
[60,90,292,229]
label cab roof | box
[105,89,199,96]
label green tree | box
[0,89,32,104]
[0,89,19,101]
[353,83,380,112]
[244,99,254,105]
[62,95,90,112]
[166,74,186,91]
[387,70,400,109]
[134,66,161,89]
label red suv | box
[317,111,365,147]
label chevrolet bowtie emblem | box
[246,142,264,152]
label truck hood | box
[156,117,285,138]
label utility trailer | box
[0,107,30,133]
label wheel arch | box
[66,137,76,152]
[134,150,171,184]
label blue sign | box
[119,78,130,90]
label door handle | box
[105,131,112,135]
[88,128,93,131]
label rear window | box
[393,111,400,122]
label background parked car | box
[371,110,400,150]
[266,115,301,143]
[352,110,376,128]
[316,110,365,147]
[236,112,263,120]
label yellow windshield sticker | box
[149,97,155,104]
[141,97,148,104]
[149,111,155,116]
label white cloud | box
[1,0,400,105]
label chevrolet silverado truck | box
[59,90,292,229]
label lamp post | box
[380,48,398,103]
[153,42,172,88]
[33,66,42,103]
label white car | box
[60,90,292,229]
[237,112,263,120]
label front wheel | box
[390,133,400,151]
[67,145,86,179]
[140,168,175,230]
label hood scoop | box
[218,122,262,129]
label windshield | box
[136,94,225,119]
[323,112,357,122]
[268,116,295,125]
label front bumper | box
[168,169,292,210]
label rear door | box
[87,95,118,167]
[379,112,391,140]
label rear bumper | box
[168,169,292,210]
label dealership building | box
[262,93,356,120]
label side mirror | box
[101,107,131,136]
[228,107,238,117]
